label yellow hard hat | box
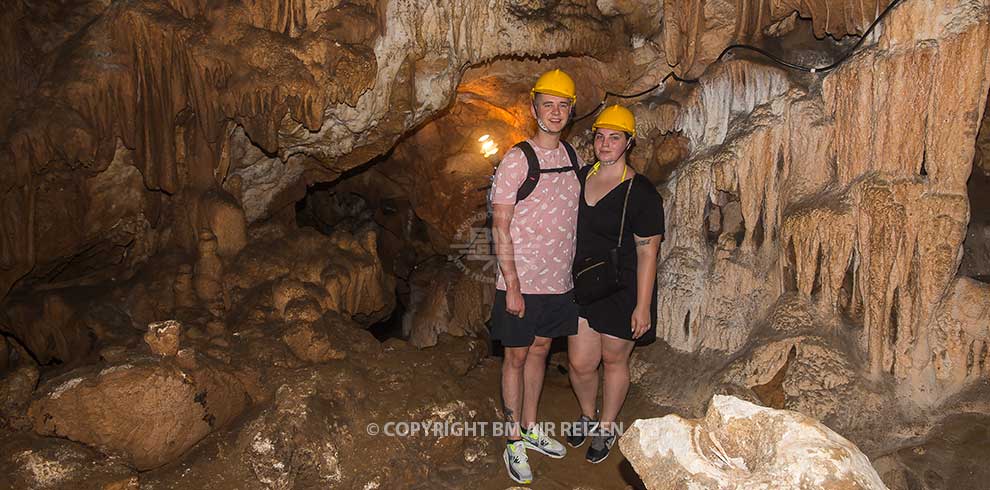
[531,69,577,102]
[592,105,636,137]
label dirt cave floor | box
[473,360,656,490]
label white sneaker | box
[521,424,567,459]
[504,440,533,484]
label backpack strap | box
[514,141,541,203]
[561,140,580,173]
[513,140,580,203]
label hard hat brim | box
[531,88,577,102]
[592,122,636,137]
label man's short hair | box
[534,92,572,105]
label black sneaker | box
[585,427,616,464]
[566,414,597,448]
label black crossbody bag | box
[572,178,634,306]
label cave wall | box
[0,0,623,301]
[3,0,988,413]
[0,0,914,304]
[638,0,990,409]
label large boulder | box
[620,395,888,490]
[234,377,350,489]
[28,353,249,470]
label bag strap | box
[561,140,580,173]
[513,141,541,203]
[514,140,580,201]
[617,175,634,248]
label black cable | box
[573,71,686,122]
[573,0,905,123]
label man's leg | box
[521,336,551,428]
[502,345,535,483]
[502,345,531,439]
[567,318,602,420]
[517,333,567,459]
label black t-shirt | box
[574,165,665,267]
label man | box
[489,69,582,484]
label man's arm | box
[492,203,525,317]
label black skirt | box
[578,259,658,344]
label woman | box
[566,105,664,463]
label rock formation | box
[0,363,38,430]
[0,435,137,490]
[404,262,495,348]
[620,395,889,490]
[634,0,990,417]
[193,229,226,315]
[0,0,622,301]
[28,353,249,470]
[282,313,382,363]
[143,320,181,357]
[0,293,92,366]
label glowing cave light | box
[479,134,499,158]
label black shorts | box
[491,290,579,347]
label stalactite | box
[663,0,894,76]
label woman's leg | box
[599,334,635,431]
[567,317,602,419]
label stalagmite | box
[172,264,196,309]
[193,230,224,316]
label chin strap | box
[532,100,568,135]
[589,140,633,177]
[536,117,559,134]
[589,161,628,180]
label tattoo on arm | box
[635,238,652,246]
